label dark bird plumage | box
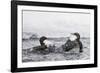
[62,32,83,52]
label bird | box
[62,32,83,52]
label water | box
[22,38,90,62]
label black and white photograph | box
[22,10,90,62]
[11,1,97,72]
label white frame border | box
[17,5,94,68]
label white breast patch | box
[69,34,77,41]
[44,40,54,47]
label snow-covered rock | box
[22,32,38,40]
